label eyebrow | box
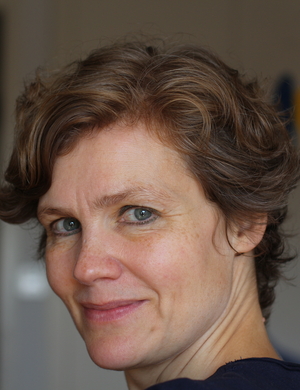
[37,186,173,221]
[37,207,74,222]
[92,186,172,210]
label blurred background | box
[0,1,299,389]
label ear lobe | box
[230,216,267,255]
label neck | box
[125,256,279,390]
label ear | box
[229,215,267,255]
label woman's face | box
[38,122,237,371]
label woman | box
[0,40,299,389]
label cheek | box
[45,245,76,300]
[128,230,233,341]
[127,233,185,276]
[122,228,205,295]
[141,223,233,303]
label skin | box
[38,122,279,390]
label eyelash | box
[50,217,82,237]
[48,206,159,237]
[118,206,159,225]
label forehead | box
[57,122,184,176]
[39,122,196,209]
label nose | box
[73,234,123,285]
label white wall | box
[1,1,299,389]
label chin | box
[85,335,146,371]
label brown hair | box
[0,40,299,319]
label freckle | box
[47,237,80,256]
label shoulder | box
[146,358,300,390]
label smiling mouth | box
[82,300,147,323]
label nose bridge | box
[73,229,123,285]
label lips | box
[81,300,146,323]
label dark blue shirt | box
[147,358,300,389]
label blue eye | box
[134,208,152,221]
[63,218,81,231]
[53,218,81,235]
[120,206,158,225]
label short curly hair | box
[0,40,299,320]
